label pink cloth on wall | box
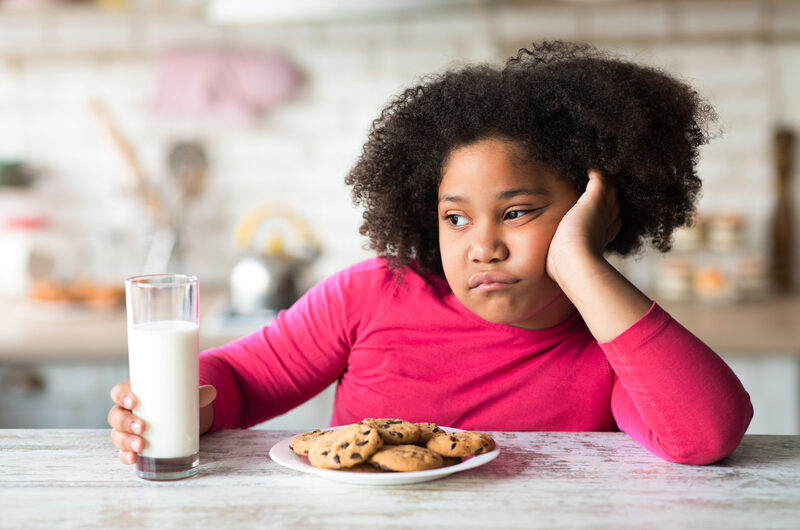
[152,47,299,121]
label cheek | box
[513,225,558,260]
[439,239,461,275]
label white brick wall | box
[0,0,798,291]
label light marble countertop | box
[1,429,799,529]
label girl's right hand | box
[108,381,144,465]
[108,381,218,465]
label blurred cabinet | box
[0,360,128,428]
[724,354,800,435]
[251,383,336,431]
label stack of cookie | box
[289,418,496,472]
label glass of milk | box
[125,274,200,481]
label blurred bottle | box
[0,215,52,299]
[772,128,795,293]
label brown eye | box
[505,209,536,221]
[446,214,468,227]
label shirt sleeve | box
[601,303,753,464]
[198,267,361,431]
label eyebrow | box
[438,187,550,204]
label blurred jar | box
[693,261,736,304]
[706,212,745,252]
[656,256,694,302]
[0,215,54,299]
[671,218,705,253]
[734,253,772,301]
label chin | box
[472,304,532,326]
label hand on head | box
[108,381,217,465]
[546,169,622,285]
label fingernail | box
[123,397,133,409]
[131,421,142,434]
[133,439,143,452]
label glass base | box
[136,452,199,481]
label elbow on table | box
[654,405,754,465]
[661,438,741,465]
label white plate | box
[268,426,500,485]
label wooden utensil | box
[89,99,168,228]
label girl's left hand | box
[546,169,622,284]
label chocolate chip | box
[339,442,350,449]
[351,453,361,460]
[362,430,371,435]
[451,442,457,450]
[475,447,484,454]
[321,451,329,456]
[333,455,340,463]
[357,440,368,446]
[433,428,441,433]
[450,435,457,441]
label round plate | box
[268,426,500,485]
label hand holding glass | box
[125,274,200,481]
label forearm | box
[603,305,753,463]
[554,249,651,343]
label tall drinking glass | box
[125,274,200,481]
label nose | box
[467,224,509,263]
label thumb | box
[199,384,217,408]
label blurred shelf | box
[0,286,236,362]
[2,289,800,362]
[0,1,204,17]
[660,293,800,356]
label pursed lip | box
[468,271,520,290]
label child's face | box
[438,137,579,329]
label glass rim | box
[125,273,198,288]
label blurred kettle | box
[229,206,320,315]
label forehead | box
[439,138,561,193]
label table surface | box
[1,429,798,529]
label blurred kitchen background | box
[0,0,798,434]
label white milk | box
[128,320,199,459]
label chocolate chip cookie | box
[367,444,444,472]
[290,429,334,456]
[307,423,383,469]
[362,418,421,445]
[426,431,495,457]
[415,422,445,445]
[341,463,387,473]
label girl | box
[109,41,752,465]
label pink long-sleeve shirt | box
[200,257,752,464]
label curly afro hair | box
[345,41,717,278]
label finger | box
[107,404,145,435]
[110,428,145,454]
[586,169,614,205]
[587,169,606,186]
[110,381,136,410]
[199,385,217,408]
[118,450,137,465]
